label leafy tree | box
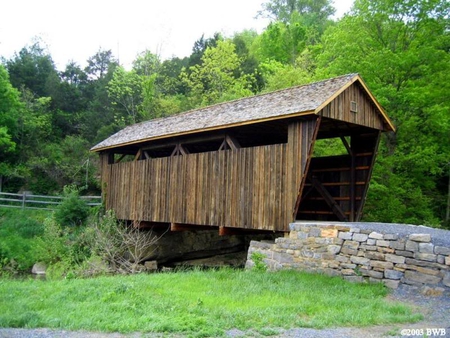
[188,33,222,67]
[107,66,143,124]
[258,0,335,23]
[5,41,58,98]
[132,50,161,76]
[252,20,306,65]
[181,40,254,107]
[317,0,450,225]
[85,49,116,80]
[0,65,22,191]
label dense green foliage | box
[0,269,420,335]
[0,209,47,273]
[0,0,449,226]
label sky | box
[0,0,354,71]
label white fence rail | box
[0,192,102,210]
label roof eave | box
[90,110,317,152]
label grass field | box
[0,269,422,337]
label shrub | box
[83,210,163,274]
[54,185,89,227]
[250,252,268,272]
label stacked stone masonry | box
[246,223,450,290]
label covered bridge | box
[91,74,395,233]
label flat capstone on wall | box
[246,222,450,292]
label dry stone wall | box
[246,222,450,291]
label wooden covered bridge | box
[92,74,395,234]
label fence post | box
[22,192,26,209]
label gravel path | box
[1,283,449,338]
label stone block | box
[384,234,399,240]
[443,272,450,287]
[370,260,394,269]
[309,227,321,237]
[446,256,450,266]
[353,233,369,242]
[377,247,395,254]
[322,253,337,260]
[412,266,440,276]
[383,279,400,289]
[419,243,434,254]
[342,269,356,276]
[405,258,447,269]
[349,227,360,233]
[297,232,309,240]
[404,270,441,285]
[272,252,294,264]
[343,240,360,249]
[338,231,353,240]
[409,233,431,243]
[341,247,358,255]
[394,263,407,271]
[333,256,347,264]
[365,251,385,260]
[315,237,333,244]
[369,232,384,240]
[321,228,338,238]
[366,239,376,245]
[341,263,357,269]
[335,226,350,231]
[437,255,445,264]
[368,270,384,278]
[384,269,403,280]
[333,238,344,245]
[31,262,47,275]
[414,252,437,262]
[369,277,382,284]
[289,231,298,239]
[376,240,390,247]
[360,244,377,251]
[385,254,405,264]
[144,260,158,270]
[395,250,414,258]
[389,240,405,250]
[252,240,275,248]
[327,245,341,254]
[435,246,450,255]
[351,256,370,265]
[405,240,419,252]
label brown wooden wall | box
[319,82,385,130]
[100,118,318,232]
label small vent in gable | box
[350,101,358,113]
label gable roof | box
[91,73,394,152]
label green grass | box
[0,269,422,336]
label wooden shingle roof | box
[91,73,393,152]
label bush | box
[54,185,89,227]
[83,210,162,274]
[0,209,47,274]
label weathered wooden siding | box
[100,119,318,232]
[319,83,384,130]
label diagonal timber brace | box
[309,176,348,222]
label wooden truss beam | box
[309,176,348,222]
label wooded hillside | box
[1,0,449,227]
